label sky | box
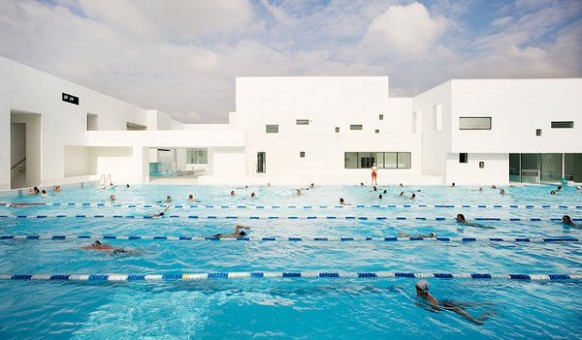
[0,0,581,123]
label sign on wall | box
[62,93,79,105]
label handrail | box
[10,157,26,170]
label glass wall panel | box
[385,153,397,168]
[540,153,562,182]
[397,153,411,169]
[459,117,491,130]
[564,153,582,182]
[509,153,520,182]
[375,153,384,168]
[345,152,358,169]
[187,148,208,164]
[358,152,374,168]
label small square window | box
[350,124,363,130]
[536,129,542,136]
[459,153,468,163]
[300,151,305,158]
[335,127,340,133]
[296,119,310,125]
[379,114,384,120]
[479,161,485,168]
[375,129,380,133]
[266,125,279,133]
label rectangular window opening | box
[335,127,340,133]
[350,124,363,131]
[266,125,279,133]
[551,121,573,128]
[344,152,411,169]
[379,114,384,120]
[299,151,305,158]
[536,129,542,136]
[459,153,468,163]
[459,117,491,130]
[296,119,310,125]
[187,148,208,164]
[375,129,380,134]
[479,161,485,168]
[257,152,266,173]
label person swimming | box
[82,240,134,255]
[151,206,170,217]
[415,279,495,325]
[397,232,436,238]
[455,213,494,229]
[211,225,251,239]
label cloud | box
[362,2,449,57]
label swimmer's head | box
[239,231,247,236]
[456,214,465,222]
[93,240,102,246]
[562,215,572,223]
[416,279,429,293]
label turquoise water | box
[0,184,581,339]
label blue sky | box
[1,0,580,123]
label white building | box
[1,56,581,191]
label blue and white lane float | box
[0,235,579,243]
[3,203,582,210]
[0,272,580,282]
[0,214,579,222]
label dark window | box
[375,129,380,134]
[300,151,305,158]
[296,119,310,125]
[479,161,485,168]
[350,124,363,130]
[335,127,340,133]
[551,121,574,128]
[379,114,384,120]
[459,153,468,163]
[257,152,266,173]
[536,129,542,136]
[345,152,411,169]
[266,125,279,133]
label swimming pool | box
[0,184,580,338]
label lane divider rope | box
[0,272,580,282]
[0,235,578,243]
[3,203,581,209]
[0,214,579,221]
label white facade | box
[1,56,581,190]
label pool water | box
[0,184,581,339]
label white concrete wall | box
[445,153,509,185]
[235,77,422,182]
[64,146,91,177]
[413,81,452,180]
[450,79,582,153]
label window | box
[257,152,266,173]
[87,113,98,131]
[536,129,542,136]
[299,151,305,158]
[296,119,310,125]
[375,129,380,134]
[335,127,340,133]
[459,117,491,130]
[344,152,411,169]
[350,124,363,130]
[379,114,384,120]
[551,121,574,128]
[459,153,468,163]
[266,125,279,133]
[187,148,208,164]
[479,161,485,168]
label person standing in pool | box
[371,163,378,186]
[415,279,494,325]
[562,215,578,227]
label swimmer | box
[251,192,256,198]
[53,185,62,192]
[230,190,236,196]
[410,193,416,200]
[378,194,383,199]
[211,225,251,239]
[556,185,562,192]
[562,215,578,227]
[397,232,436,238]
[82,240,135,255]
[188,194,200,202]
[28,186,40,195]
[109,194,116,201]
[40,190,48,197]
[491,185,497,189]
[576,186,581,191]
[452,182,456,187]
[415,279,495,325]
[455,213,494,229]
[165,195,172,203]
[383,189,387,194]
[339,198,350,206]
[499,189,506,195]
[478,187,483,192]
[399,191,405,197]
[550,190,556,195]
[151,205,170,217]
